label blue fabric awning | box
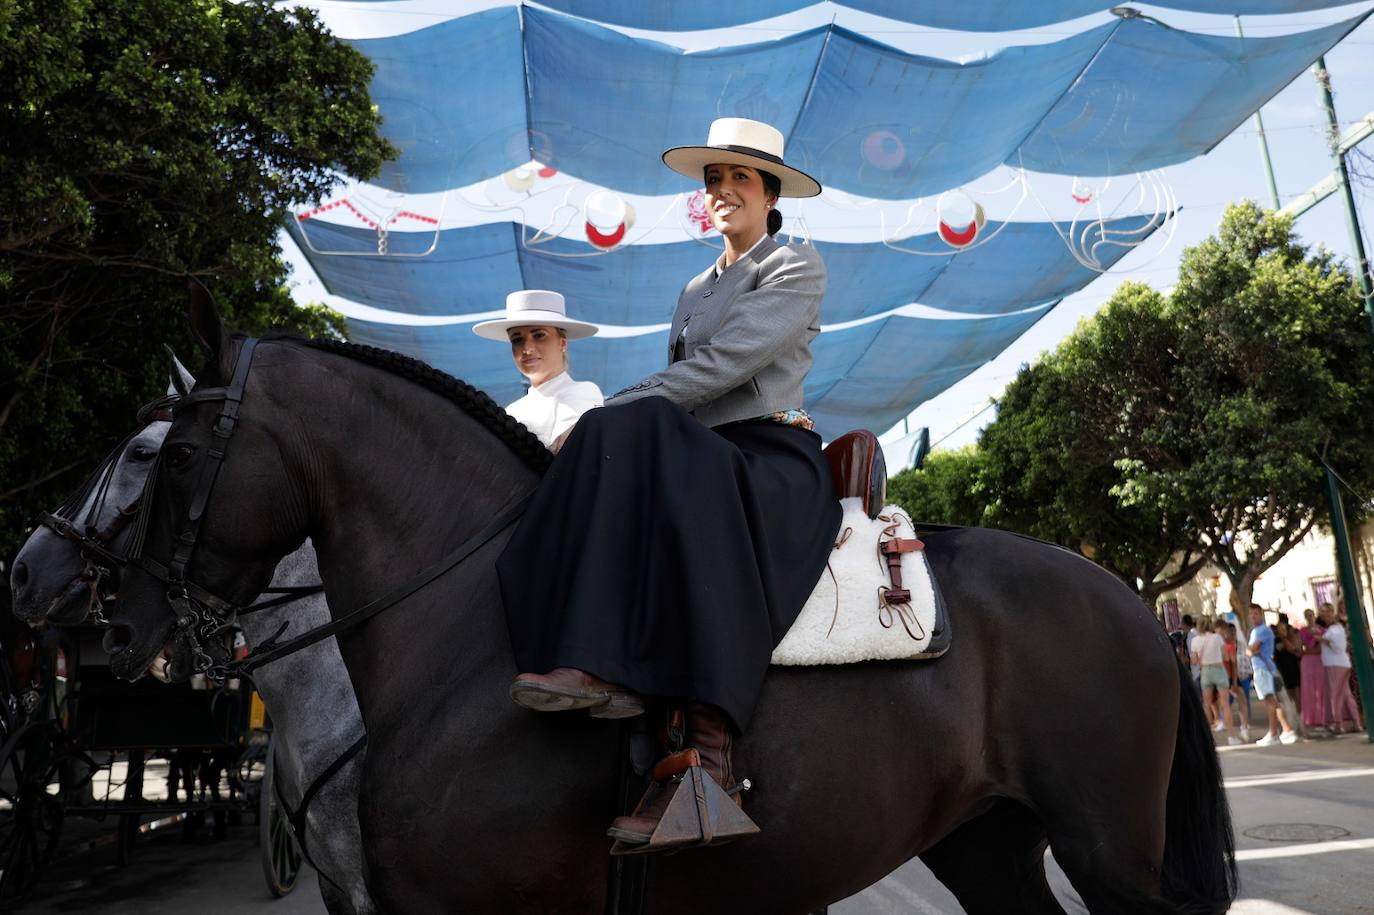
[288,215,1157,324]
[358,7,1367,197]
[344,300,1057,439]
[342,1,1359,32]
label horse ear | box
[164,344,196,396]
[187,280,232,383]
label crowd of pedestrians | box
[1173,602,1366,746]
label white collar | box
[527,371,575,398]
[714,232,770,277]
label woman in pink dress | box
[1300,606,1329,729]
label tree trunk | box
[1228,572,1257,637]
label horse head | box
[10,357,196,627]
[105,291,307,682]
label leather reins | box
[39,403,179,620]
[121,336,530,681]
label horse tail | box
[1160,656,1237,912]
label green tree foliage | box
[1110,202,1374,616]
[889,203,1374,615]
[1,0,395,573]
[887,447,987,527]
[978,326,1208,605]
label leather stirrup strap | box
[879,537,924,604]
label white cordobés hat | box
[662,118,822,198]
[472,290,599,341]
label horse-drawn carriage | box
[0,617,302,908]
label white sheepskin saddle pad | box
[771,498,951,667]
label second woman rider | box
[473,290,603,451]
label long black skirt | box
[496,396,841,732]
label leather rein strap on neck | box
[125,335,532,680]
[220,491,530,679]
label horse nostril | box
[103,625,133,656]
[11,561,28,592]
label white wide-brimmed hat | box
[662,118,821,198]
[472,290,599,341]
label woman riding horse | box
[473,290,602,451]
[501,118,842,848]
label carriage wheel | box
[0,722,66,907]
[258,738,302,896]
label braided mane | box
[269,335,552,474]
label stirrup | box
[609,749,759,856]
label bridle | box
[123,338,263,675]
[115,336,531,680]
[40,401,178,623]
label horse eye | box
[130,446,156,462]
[165,444,196,468]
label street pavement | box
[18,731,1374,913]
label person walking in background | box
[1320,603,1365,734]
[1168,630,1190,669]
[1193,619,1239,744]
[1300,607,1329,731]
[1221,622,1252,741]
[1273,612,1303,717]
[1182,614,1201,691]
[1248,604,1298,745]
[1336,603,1368,725]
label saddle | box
[823,429,886,519]
[823,429,921,607]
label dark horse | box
[102,299,1235,913]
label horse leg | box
[1043,806,1168,914]
[1044,661,1233,915]
[919,800,1066,915]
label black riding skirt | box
[496,396,841,732]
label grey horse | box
[10,368,374,915]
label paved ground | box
[16,731,1374,913]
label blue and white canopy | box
[292,2,1369,439]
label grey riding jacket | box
[606,233,827,428]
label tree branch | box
[0,460,84,504]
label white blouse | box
[505,371,604,448]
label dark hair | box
[1182,614,1195,626]
[759,170,783,235]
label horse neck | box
[271,345,540,720]
[244,539,364,786]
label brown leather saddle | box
[822,429,886,519]
[824,429,950,656]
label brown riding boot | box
[685,702,741,804]
[509,667,644,719]
[606,702,748,846]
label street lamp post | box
[1252,52,1374,740]
[1312,56,1374,741]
